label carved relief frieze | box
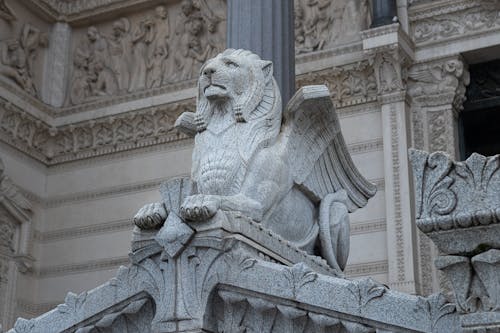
[0,0,15,22]
[411,3,500,44]
[0,23,48,97]
[294,0,370,54]
[68,0,226,106]
[0,97,195,165]
[296,60,378,107]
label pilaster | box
[407,55,470,295]
[362,23,419,294]
[41,22,72,107]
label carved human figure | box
[152,5,170,53]
[92,60,119,96]
[84,26,109,69]
[129,17,155,92]
[20,23,49,78]
[107,18,131,92]
[302,0,331,52]
[175,16,209,81]
[134,49,376,272]
[205,18,223,60]
[294,2,308,53]
[168,0,203,82]
[69,51,91,105]
[0,0,15,22]
[147,44,168,88]
[0,39,36,95]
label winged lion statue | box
[134,49,376,272]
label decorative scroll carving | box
[0,98,194,165]
[410,149,500,330]
[68,1,226,105]
[294,0,370,54]
[412,6,500,44]
[0,24,48,97]
[296,60,377,107]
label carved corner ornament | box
[410,148,500,330]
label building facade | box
[0,0,498,329]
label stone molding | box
[36,256,129,278]
[34,218,133,243]
[350,218,387,236]
[410,1,500,45]
[34,215,387,245]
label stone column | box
[362,24,418,294]
[407,56,470,296]
[227,0,295,106]
[41,22,72,107]
[371,0,398,28]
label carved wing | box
[408,66,441,83]
[283,85,376,212]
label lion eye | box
[224,60,239,68]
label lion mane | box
[193,49,283,162]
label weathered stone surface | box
[410,149,500,332]
[6,211,461,333]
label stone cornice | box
[26,0,160,22]
[408,0,481,21]
[410,1,500,46]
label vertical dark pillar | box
[371,0,398,28]
[227,0,295,106]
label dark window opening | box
[461,59,500,159]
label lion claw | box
[180,195,219,221]
[134,202,168,229]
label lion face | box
[198,53,249,102]
[195,49,279,134]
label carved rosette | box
[410,149,500,331]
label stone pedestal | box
[226,0,295,106]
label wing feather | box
[284,85,376,212]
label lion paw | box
[180,195,219,221]
[134,202,168,230]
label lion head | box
[194,49,282,136]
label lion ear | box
[260,60,273,81]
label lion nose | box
[203,67,216,77]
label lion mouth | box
[204,84,227,99]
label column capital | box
[362,23,414,97]
[407,55,470,110]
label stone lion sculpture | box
[134,49,376,272]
